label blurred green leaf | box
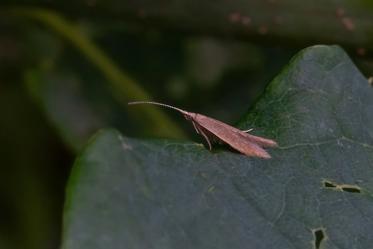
[8,7,186,141]
[65,45,373,248]
[25,69,107,150]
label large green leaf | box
[62,45,373,249]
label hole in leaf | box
[341,186,361,193]
[322,180,361,194]
[313,228,325,249]
[323,181,336,188]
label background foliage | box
[0,1,372,249]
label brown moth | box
[128,101,278,159]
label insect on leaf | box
[128,101,278,158]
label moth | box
[128,101,278,159]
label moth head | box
[183,112,197,121]
[183,114,192,121]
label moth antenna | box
[128,101,188,114]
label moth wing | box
[238,131,278,148]
[193,114,272,158]
[227,134,272,158]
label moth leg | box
[197,127,212,151]
[191,121,200,134]
[242,128,253,133]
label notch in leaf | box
[313,228,325,249]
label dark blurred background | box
[0,1,372,248]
